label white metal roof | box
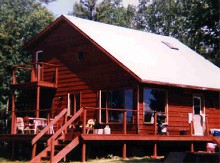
[64,15,220,90]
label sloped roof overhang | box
[24,15,220,92]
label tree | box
[136,0,220,67]
[0,0,54,110]
[71,0,136,28]
[96,0,136,28]
[72,0,98,20]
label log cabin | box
[3,15,220,162]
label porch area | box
[0,107,219,162]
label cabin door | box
[67,93,81,116]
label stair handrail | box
[47,107,84,146]
[32,108,68,145]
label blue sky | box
[44,0,139,17]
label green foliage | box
[136,0,220,67]
[0,0,54,110]
[71,0,136,28]
[72,0,98,20]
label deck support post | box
[152,143,158,158]
[190,142,194,152]
[122,143,127,160]
[32,144,37,159]
[82,142,86,162]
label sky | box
[44,0,139,17]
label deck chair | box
[33,119,46,134]
[16,117,24,134]
[86,119,95,134]
[192,114,205,136]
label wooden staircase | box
[30,108,83,163]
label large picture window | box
[143,88,166,123]
[101,89,134,123]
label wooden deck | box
[0,134,51,141]
[0,134,214,144]
[81,134,213,142]
[11,81,57,89]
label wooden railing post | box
[83,109,87,134]
[205,116,209,136]
[154,112,157,135]
[31,68,36,81]
[190,122,193,135]
[37,64,41,82]
[123,111,127,135]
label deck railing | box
[81,107,163,135]
[0,107,209,136]
[12,62,58,85]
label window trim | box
[192,94,205,115]
[67,92,81,116]
[98,88,135,124]
[143,87,168,124]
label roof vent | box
[162,41,179,50]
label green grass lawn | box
[0,156,163,163]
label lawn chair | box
[192,114,205,136]
[16,117,24,134]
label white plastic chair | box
[192,114,205,136]
[16,117,24,134]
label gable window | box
[100,89,134,123]
[143,88,167,123]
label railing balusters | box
[11,62,58,85]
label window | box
[193,96,202,115]
[101,89,134,123]
[162,41,179,50]
[143,88,167,123]
[77,51,84,61]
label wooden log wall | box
[29,20,220,134]
[31,21,138,119]
[138,87,220,135]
